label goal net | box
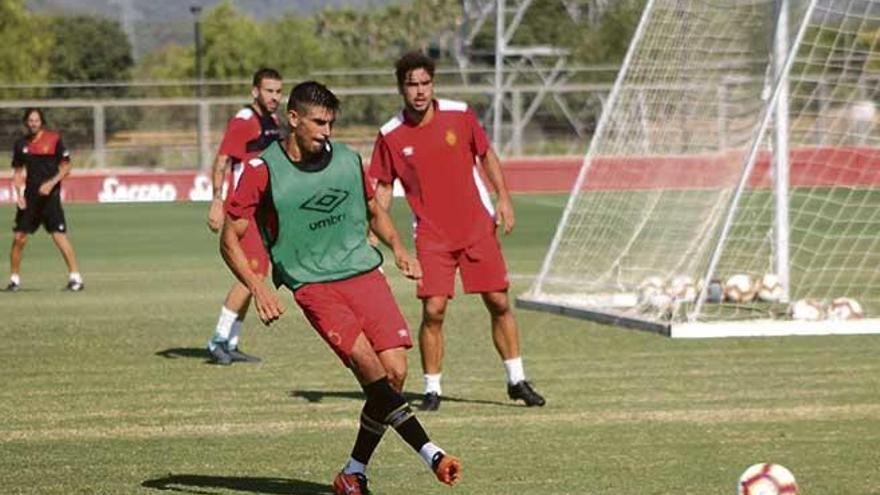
[518,0,880,337]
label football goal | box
[518,0,880,338]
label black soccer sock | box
[350,405,386,465]
[362,377,431,454]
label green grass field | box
[2,196,879,494]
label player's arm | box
[220,160,284,325]
[367,195,421,280]
[220,216,282,325]
[207,153,231,233]
[38,140,71,196]
[12,165,26,209]
[478,148,515,235]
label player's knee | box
[385,367,407,392]
[12,233,28,247]
[422,299,448,325]
[483,291,511,316]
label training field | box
[2,196,879,494]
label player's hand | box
[367,230,380,247]
[38,181,55,196]
[394,249,422,280]
[251,283,284,325]
[207,198,224,233]
[16,194,26,210]
[495,196,515,234]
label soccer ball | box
[705,279,724,303]
[757,274,784,302]
[737,463,799,495]
[724,274,756,303]
[638,276,665,304]
[789,299,825,321]
[827,297,864,321]
[666,275,698,302]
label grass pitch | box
[1,196,879,494]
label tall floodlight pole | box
[773,0,791,303]
[493,0,505,151]
[190,5,206,169]
[191,5,204,97]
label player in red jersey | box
[6,108,83,292]
[223,81,461,494]
[204,68,283,365]
[370,52,545,411]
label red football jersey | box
[218,105,280,207]
[369,99,495,251]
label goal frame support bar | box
[517,295,880,339]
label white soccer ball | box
[638,276,665,304]
[724,274,756,303]
[827,297,864,321]
[789,298,825,321]
[757,274,785,302]
[737,463,799,495]
[666,275,697,302]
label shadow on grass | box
[141,473,331,494]
[155,348,211,361]
[290,389,516,408]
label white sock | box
[424,373,442,395]
[210,306,238,348]
[342,457,367,475]
[504,357,526,385]
[10,274,20,285]
[418,442,444,468]
[69,272,82,283]
[228,319,244,350]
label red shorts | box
[293,269,413,365]
[417,233,509,298]
[240,221,270,277]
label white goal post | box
[518,0,880,338]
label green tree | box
[48,15,134,97]
[0,0,53,95]
[134,43,195,97]
[201,1,265,80]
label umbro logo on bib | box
[300,188,349,213]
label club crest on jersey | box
[445,129,457,146]
[402,146,414,156]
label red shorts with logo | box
[292,269,413,365]
[417,232,510,298]
[240,221,270,277]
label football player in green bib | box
[221,81,461,495]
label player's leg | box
[50,233,83,291]
[208,224,268,364]
[207,282,250,365]
[7,232,28,291]
[415,248,458,411]
[208,222,270,364]
[419,295,448,410]
[463,235,545,407]
[7,198,41,291]
[44,195,83,291]
[338,336,460,493]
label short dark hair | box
[287,81,340,114]
[22,108,46,126]
[252,67,282,88]
[395,52,435,88]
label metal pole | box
[773,0,791,303]
[93,104,106,169]
[493,0,505,152]
[190,5,204,168]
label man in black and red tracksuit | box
[6,108,83,292]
